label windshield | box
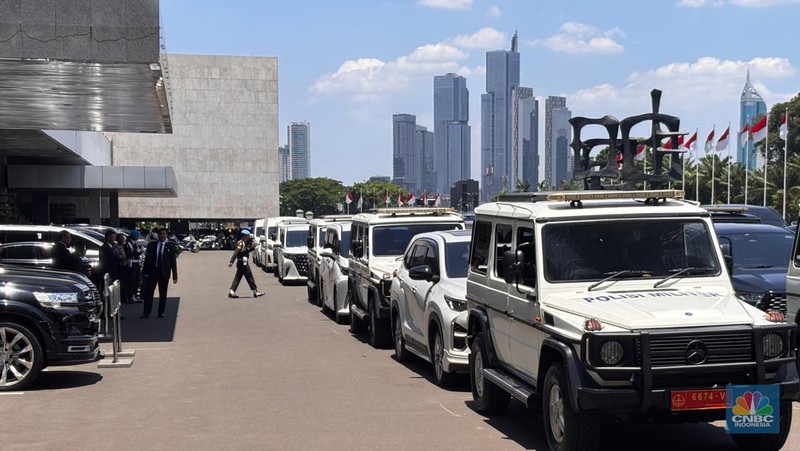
[318,227,326,248]
[340,230,351,258]
[543,220,720,283]
[445,241,470,278]
[286,230,307,248]
[721,231,794,272]
[268,226,277,238]
[255,227,264,237]
[372,223,462,256]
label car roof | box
[414,229,472,243]
[476,198,706,220]
[352,208,463,225]
[703,204,786,226]
[713,222,795,234]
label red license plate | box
[670,389,727,411]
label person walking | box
[228,230,264,298]
[141,228,178,318]
[94,229,120,291]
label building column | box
[88,191,101,225]
[109,191,120,227]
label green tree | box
[514,179,531,192]
[279,177,345,216]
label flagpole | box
[695,128,699,202]
[726,120,731,203]
[711,123,715,204]
[360,189,363,213]
[745,129,750,204]
[783,108,789,220]
[763,112,769,207]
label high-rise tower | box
[481,31,520,201]
[544,96,571,188]
[433,73,470,194]
[288,121,311,180]
[393,114,419,191]
[739,70,767,170]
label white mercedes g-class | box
[467,190,798,451]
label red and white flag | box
[397,191,404,207]
[635,143,646,161]
[715,126,730,151]
[750,116,767,143]
[683,132,697,151]
[356,191,363,210]
[739,124,750,142]
[421,192,428,206]
[661,135,684,150]
[705,128,715,152]
[779,112,788,140]
[345,190,353,204]
[406,192,416,205]
[434,193,442,207]
[384,189,391,205]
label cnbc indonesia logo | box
[730,391,775,429]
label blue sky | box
[161,0,800,186]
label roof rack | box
[319,214,353,221]
[499,190,684,206]
[373,207,456,216]
[703,206,749,214]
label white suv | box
[467,190,798,451]
[348,208,464,348]
[319,221,352,324]
[307,216,351,305]
[275,223,311,285]
[263,216,308,274]
[390,229,471,386]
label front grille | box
[647,331,753,367]
[756,292,787,315]
[288,254,308,276]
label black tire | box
[731,400,792,451]
[431,327,455,387]
[349,291,367,334]
[393,309,408,362]
[0,322,45,392]
[469,334,510,414]
[542,362,601,451]
[368,296,391,349]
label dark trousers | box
[119,265,131,303]
[143,274,169,316]
[230,265,257,292]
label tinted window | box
[3,230,47,243]
[4,245,36,260]
[517,227,536,287]
[407,243,428,268]
[424,244,439,274]
[372,223,461,256]
[268,226,277,238]
[470,221,491,274]
[445,241,470,278]
[339,230,351,258]
[722,231,794,272]
[494,224,513,278]
[318,227,326,247]
[286,230,308,248]
[255,227,264,237]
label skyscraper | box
[278,144,290,182]
[481,32,520,201]
[393,114,419,191]
[739,70,766,170]
[434,73,470,194]
[417,125,434,193]
[545,96,571,188]
[288,121,311,180]
[511,86,538,189]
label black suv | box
[0,265,102,391]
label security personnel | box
[228,230,264,298]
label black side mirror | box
[409,265,434,282]
[307,236,314,248]
[502,249,525,284]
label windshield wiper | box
[653,267,716,289]
[587,270,631,292]
[743,264,778,269]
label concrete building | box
[739,71,766,170]
[416,125,435,192]
[481,32,520,201]
[511,86,537,189]
[289,121,311,180]
[111,54,279,223]
[545,96,572,188]
[392,113,419,191]
[433,73,470,194]
[0,0,173,225]
[278,145,290,182]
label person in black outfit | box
[141,228,178,318]
[52,230,74,271]
[228,230,264,298]
[94,229,120,291]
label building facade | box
[449,179,479,213]
[112,54,279,221]
[393,114,419,191]
[289,121,311,180]
[739,71,766,170]
[416,125,435,193]
[433,73,470,194]
[278,144,290,182]
[511,86,538,189]
[545,96,572,188]
[481,33,520,201]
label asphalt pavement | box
[1,251,798,450]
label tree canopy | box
[279,177,344,216]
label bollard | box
[98,280,134,368]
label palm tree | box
[514,179,531,193]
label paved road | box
[2,251,798,450]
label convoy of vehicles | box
[261,216,308,274]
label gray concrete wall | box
[44,130,112,166]
[0,0,160,63]
[111,54,279,220]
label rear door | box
[508,223,542,380]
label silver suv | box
[348,208,464,348]
[319,221,352,324]
[390,230,470,386]
[306,216,351,306]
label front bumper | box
[46,333,101,366]
[282,260,308,282]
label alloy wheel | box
[433,333,445,381]
[0,327,35,388]
[548,383,566,443]
[473,348,484,398]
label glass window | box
[317,226,327,248]
[424,243,439,275]
[722,231,794,272]
[371,223,461,256]
[407,243,428,269]
[255,227,264,237]
[286,230,308,248]
[445,241,470,279]
[3,230,46,243]
[268,226,277,239]
[542,220,721,283]
[470,221,491,274]
[494,224,513,278]
[516,227,536,287]
[4,245,36,260]
[339,230,351,258]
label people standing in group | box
[95,229,120,291]
[141,228,178,319]
[228,230,264,298]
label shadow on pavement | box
[468,400,547,450]
[120,297,181,342]
[394,353,470,392]
[30,370,103,391]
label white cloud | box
[451,27,507,49]
[485,5,501,17]
[417,0,472,10]
[679,0,800,7]
[678,0,724,7]
[529,22,624,54]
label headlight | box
[33,292,80,308]
[762,333,785,359]
[600,340,625,366]
[444,295,467,312]
[736,292,763,305]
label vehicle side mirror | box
[719,243,732,274]
[409,265,434,282]
[307,236,314,248]
[320,248,333,258]
[502,249,524,285]
[273,243,282,249]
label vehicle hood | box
[543,288,758,329]
[0,269,93,300]
[370,256,403,277]
[730,267,787,294]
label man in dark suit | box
[94,229,120,290]
[141,228,178,318]
[52,230,74,271]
